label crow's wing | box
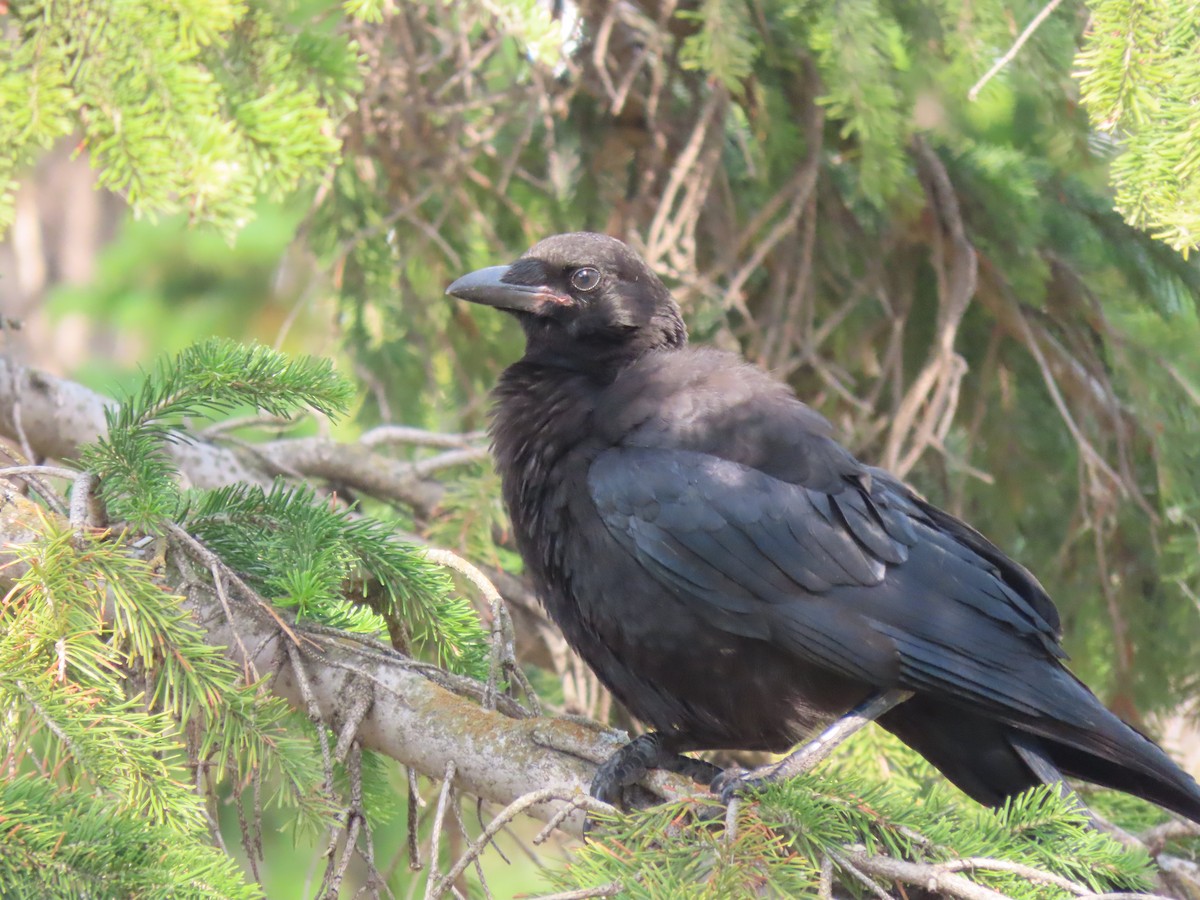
[588,446,1072,722]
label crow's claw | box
[711,766,766,804]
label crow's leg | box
[1008,731,1102,827]
[590,732,719,807]
[713,688,914,803]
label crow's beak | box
[446,265,570,313]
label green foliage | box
[1077,0,1200,252]
[0,0,363,235]
[477,0,567,68]
[679,0,760,92]
[2,336,498,891]
[186,481,489,675]
[77,335,487,673]
[0,775,257,900]
[560,799,823,897]
[425,464,522,573]
[81,338,353,529]
[0,512,317,897]
[554,731,1159,899]
[807,0,913,203]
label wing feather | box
[589,446,1068,718]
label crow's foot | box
[711,689,916,806]
[587,733,719,834]
[711,766,767,804]
[590,732,719,805]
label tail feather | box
[1034,731,1200,824]
[879,696,1200,823]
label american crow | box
[447,232,1200,822]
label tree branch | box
[0,351,564,670]
[0,489,642,837]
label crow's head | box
[446,233,686,368]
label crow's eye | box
[570,266,601,292]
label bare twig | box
[229,763,261,885]
[408,767,424,871]
[361,426,487,449]
[68,471,96,539]
[0,464,79,481]
[284,639,339,893]
[448,785,494,900]
[968,0,1068,101]
[411,447,491,478]
[533,795,589,845]
[1009,302,1126,497]
[430,788,615,899]
[0,464,71,516]
[841,848,1004,900]
[828,848,896,900]
[882,139,977,477]
[425,761,459,900]
[819,854,834,900]
[424,547,539,715]
[210,561,255,684]
[325,743,377,900]
[743,689,913,784]
[333,681,375,764]
[166,521,301,645]
[11,370,37,465]
[644,88,725,266]
[937,857,1091,895]
[529,883,624,900]
[199,413,300,438]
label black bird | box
[447,232,1200,822]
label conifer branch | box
[0,496,630,837]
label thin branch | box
[210,561,255,684]
[1141,819,1200,855]
[448,784,494,900]
[229,761,261,885]
[199,413,300,438]
[0,463,72,516]
[166,521,302,645]
[533,795,589,845]
[324,742,370,900]
[361,426,487,449]
[828,848,896,900]
[285,641,336,799]
[424,547,539,715]
[968,0,1067,101]
[425,761,459,900]
[1010,302,1126,497]
[333,682,375,764]
[937,858,1091,895]
[839,849,1009,900]
[408,767,424,872]
[411,447,491,478]
[431,788,615,899]
[529,884,624,900]
[0,464,79,481]
[11,370,37,464]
